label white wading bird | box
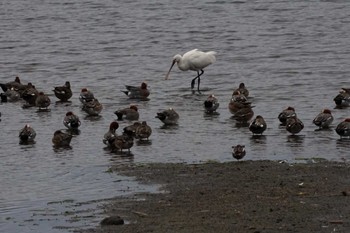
[165,49,217,93]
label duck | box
[35,92,51,110]
[0,76,22,92]
[286,116,304,135]
[312,109,333,129]
[79,88,95,103]
[113,130,134,153]
[228,92,251,114]
[335,118,350,139]
[249,115,267,135]
[52,130,73,147]
[122,82,150,100]
[82,98,103,116]
[103,121,119,147]
[63,111,81,130]
[278,106,296,126]
[3,87,21,102]
[123,122,142,138]
[232,145,246,160]
[114,105,139,121]
[53,81,73,102]
[155,108,179,125]
[19,124,36,143]
[204,94,219,113]
[135,121,152,141]
[232,83,249,97]
[333,88,350,108]
[21,83,39,107]
[232,105,254,124]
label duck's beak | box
[165,60,176,80]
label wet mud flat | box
[79,160,350,233]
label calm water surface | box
[1,0,350,232]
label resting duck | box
[82,98,103,116]
[52,130,73,147]
[333,88,350,108]
[63,111,81,130]
[135,121,152,141]
[278,106,296,126]
[19,124,36,143]
[286,116,304,135]
[113,130,134,153]
[232,145,246,160]
[79,88,95,103]
[313,109,333,129]
[232,105,254,124]
[228,91,251,115]
[122,82,150,100]
[232,83,249,97]
[0,76,22,92]
[103,121,119,147]
[204,94,219,113]
[21,83,39,107]
[335,118,350,139]
[249,115,267,135]
[35,92,51,110]
[2,87,20,102]
[155,108,179,125]
[114,105,139,121]
[53,81,73,102]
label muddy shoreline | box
[78,160,350,233]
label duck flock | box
[1,49,350,161]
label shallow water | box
[1,0,350,232]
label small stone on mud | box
[100,216,124,226]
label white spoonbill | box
[165,49,217,93]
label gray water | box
[1,0,350,232]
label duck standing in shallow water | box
[333,88,350,108]
[103,121,119,147]
[232,83,249,98]
[122,82,150,100]
[232,105,254,124]
[228,91,251,115]
[0,76,22,92]
[52,130,73,147]
[53,81,72,102]
[113,129,134,153]
[63,111,81,130]
[79,88,95,103]
[232,145,246,160]
[135,121,152,141]
[204,94,219,114]
[35,92,51,111]
[156,108,179,125]
[1,86,21,102]
[249,115,267,135]
[21,83,38,107]
[286,116,304,135]
[19,124,36,144]
[278,107,296,126]
[114,105,139,121]
[313,109,333,129]
[82,98,103,116]
[335,118,350,139]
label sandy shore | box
[79,160,350,233]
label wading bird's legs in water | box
[191,70,204,93]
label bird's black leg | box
[191,77,197,89]
[197,77,201,93]
[191,70,204,91]
[197,70,204,93]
